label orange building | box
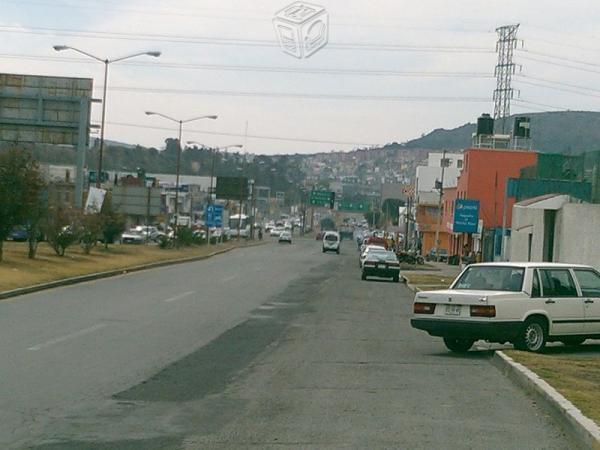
[446,148,538,261]
[415,198,452,256]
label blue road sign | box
[205,204,224,227]
[453,199,480,233]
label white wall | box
[509,206,545,262]
[554,203,600,269]
[415,166,461,193]
[427,152,464,168]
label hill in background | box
[399,111,600,154]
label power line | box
[0,53,494,78]
[517,74,600,94]
[524,37,600,55]
[514,99,567,110]
[517,48,600,69]
[0,25,494,53]
[518,55,600,75]
[100,86,492,102]
[514,79,600,99]
[107,121,374,146]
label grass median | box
[0,240,254,293]
[506,348,600,425]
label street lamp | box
[187,141,243,244]
[146,113,217,234]
[53,45,161,188]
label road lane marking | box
[164,291,196,303]
[27,323,107,351]
[221,275,238,283]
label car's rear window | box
[325,235,338,241]
[454,266,524,292]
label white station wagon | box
[411,263,600,353]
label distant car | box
[362,251,400,282]
[270,227,284,237]
[359,245,387,268]
[8,226,29,242]
[121,229,145,244]
[278,231,292,244]
[411,262,600,353]
[322,231,341,254]
[135,225,160,241]
[426,248,449,262]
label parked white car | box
[411,263,600,353]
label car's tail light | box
[364,261,376,267]
[414,302,436,314]
[470,305,496,318]
[388,261,400,267]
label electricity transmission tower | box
[493,24,520,134]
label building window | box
[457,159,463,169]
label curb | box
[0,241,266,301]
[492,350,600,449]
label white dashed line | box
[28,323,107,351]
[164,291,196,303]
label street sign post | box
[453,199,480,233]
[204,204,224,228]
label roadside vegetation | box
[506,349,600,425]
[0,147,255,293]
[0,240,248,293]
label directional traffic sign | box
[310,190,334,207]
[205,204,224,227]
[338,201,368,212]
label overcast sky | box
[2,0,599,154]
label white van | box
[322,231,341,254]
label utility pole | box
[494,24,520,134]
[434,150,448,262]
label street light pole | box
[146,113,218,238]
[53,46,161,188]
[434,150,448,262]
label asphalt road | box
[1,238,574,449]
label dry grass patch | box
[506,349,600,425]
[0,241,247,292]
[403,273,453,287]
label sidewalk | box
[402,261,460,292]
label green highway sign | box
[338,201,368,212]
[89,171,109,183]
[310,190,334,206]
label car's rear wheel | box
[443,338,474,353]
[393,275,399,283]
[514,318,547,352]
[361,272,367,281]
[560,337,586,346]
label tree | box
[381,198,405,226]
[0,148,46,262]
[99,194,126,249]
[43,205,78,257]
[364,211,383,229]
[78,213,102,255]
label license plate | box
[445,305,461,316]
[376,264,381,269]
